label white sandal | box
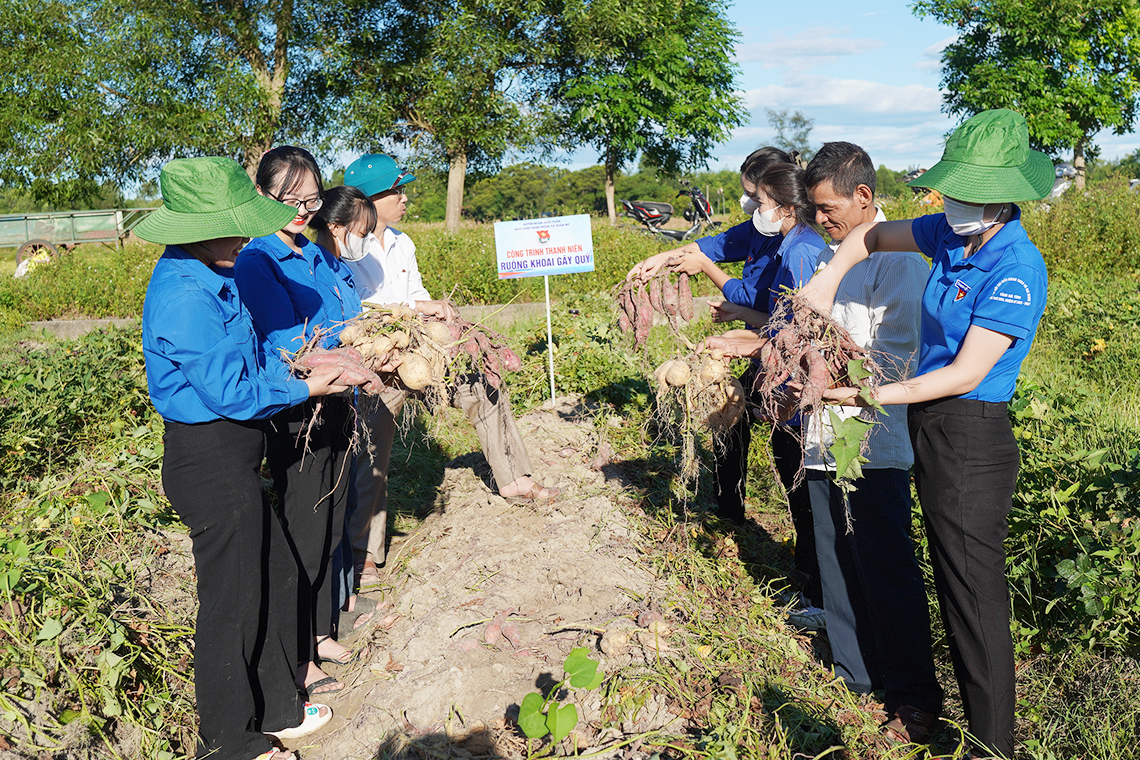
[265,701,333,740]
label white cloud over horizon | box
[742,75,943,114]
[736,27,884,70]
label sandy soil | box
[286,398,682,760]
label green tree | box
[913,0,1140,189]
[557,0,745,223]
[875,165,910,198]
[343,0,559,233]
[766,109,815,163]
[0,0,381,204]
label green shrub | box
[0,326,155,494]
[1021,180,1140,272]
[0,242,158,330]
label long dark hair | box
[310,186,378,236]
[756,163,816,228]
[256,145,324,199]
[740,146,794,187]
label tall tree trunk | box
[445,150,468,234]
[605,148,618,225]
[1073,136,1087,191]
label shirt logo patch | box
[953,278,970,302]
[989,277,1032,306]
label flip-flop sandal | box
[355,561,383,588]
[338,596,377,634]
[266,701,333,739]
[253,750,293,760]
[315,635,358,666]
[301,675,344,698]
[502,484,561,505]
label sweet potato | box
[635,283,652,346]
[649,276,663,312]
[678,273,694,321]
[397,354,433,390]
[662,274,678,316]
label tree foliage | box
[913,0,1140,187]
[557,0,745,222]
[0,0,379,203]
[766,109,815,162]
[341,0,562,232]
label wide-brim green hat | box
[134,157,300,245]
[908,109,1054,203]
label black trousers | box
[909,398,1019,758]
[808,469,942,715]
[715,366,820,603]
[266,396,354,666]
[162,419,305,760]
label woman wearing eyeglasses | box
[234,146,363,700]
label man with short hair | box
[803,142,943,743]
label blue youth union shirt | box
[234,233,363,371]
[911,207,1047,403]
[142,247,310,424]
[697,220,785,312]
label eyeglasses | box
[274,194,324,213]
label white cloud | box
[914,34,958,72]
[736,27,884,71]
[742,74,943,114]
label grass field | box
[1,191,1139,757]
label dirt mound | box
[290,399,676,759]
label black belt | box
[910,397,1009,418]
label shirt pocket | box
[280,277,325,325]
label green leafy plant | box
[517,647,604,745]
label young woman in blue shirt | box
[139,157,352,760]
[234,146,363,699]
[800,110,1053,757]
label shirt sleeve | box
[233,251,309,361]
[867,254,928,383]
[696,230,728,262]
[149,290,309,419]
[405,248,432,305]
[720,277,750,307]
[911,213,954,260]
[972,261,1047,340]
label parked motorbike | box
[621,180,720,242]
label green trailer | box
[1,208,154,262]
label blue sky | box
[569,1,1140,173]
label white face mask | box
[339,231,368,261]
[752,205,786,236]
[943,197,1007,237]
[740,194,760,215]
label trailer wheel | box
[16,239,59,264]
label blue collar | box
[259,231,315,263]
[167,246,232,297]
[949,205,1024,273]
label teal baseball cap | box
[344,154,416,198]
[908,109,1054,203]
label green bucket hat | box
[134,157,300,245]
[344,153,416,198]
[908,109,1054,203]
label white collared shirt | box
[803,208,930,471]
[343,226,432,308]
